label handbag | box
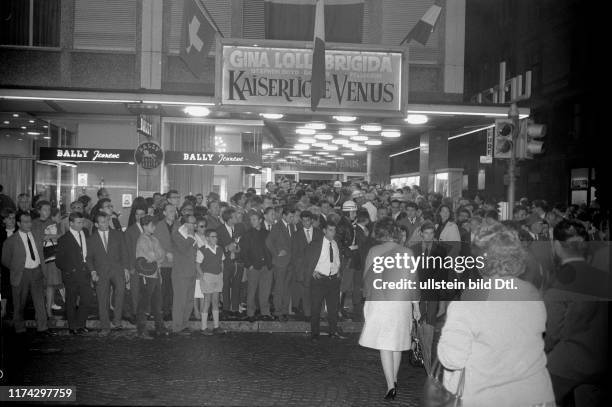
[135,257,158,277]
[408,319,425,368]
[422,358,465,407]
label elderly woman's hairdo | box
[373,217,400,242]
[474,224,527,277]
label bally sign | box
[165,151,261,166]
[218,40,404,112]
[40,147,133,162]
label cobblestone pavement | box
[1,329,426,406]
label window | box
[0,0,60,47]
[462,174,469,190]
[477,169,486,190]
[73,0,136,51]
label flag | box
[311,0,325,111]
[264,0,363,43]
[400,0,445,46]
[180,0,221,78]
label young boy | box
[196,228,225,335]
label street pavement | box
[1,329,426,406]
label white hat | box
[342,200,358,211]
[333,181,342,188]
[351,190,364,198]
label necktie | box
[78,232,84,260]
[103,231,108,252]
[287,224,292,238]
[329,242,333,263]
[26,234,36,261]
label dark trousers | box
[352,265,363,314]
[63,271,95,330]
[272,263,291,316]
[95,270,125,329]
[136,276,163,334]
[12,267,48,333]
[310,275,340,336]
[123,271,140,319]
[222,261,242,312]
[160,267,172,315]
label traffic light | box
[517,119,546,159]
[494,118,514,159]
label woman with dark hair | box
[359,217,420,401]
[128,197,148,227]
[434,204,461,258]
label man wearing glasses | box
[97,198,122,231]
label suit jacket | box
[241,227,272,270]
[265,220,294,267]
[1,229,46,286]
[86,229,128,278]
[216,223,242,263]
[55,229,90,276]
[410,241,451,324]
[353,224,372,271]
[124,223,143,271]
[291,226,322,281]
[153,219,177,268]
[171,228,197,278]
[205,215,223,231]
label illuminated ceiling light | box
[12,113,19,117]
[259,113,284,119]
[331,138,349,145]
[350,135,368,141]
[20,126,26,129]
[341,152,355,156]
[316,151,329,155]
[3,121,8,124]
[271,150,280,154]
[29,119,35,123]
[345,142,358,149]
[405,114,428,125]
[277,158,287,163]
[43,125,48,128]
[331,156,343,160]
[301,153,313,157]
[365,139,382,146]
[338,129,358,137]
[296,128,316,135]
[361,124,381,132]
[43,136,51,140]
[381,130,401,138]
[323,145,339,151]
[333,115,356,122]
[298,137,316,144]
[305,122,326,130]
[184,106,210,116]
[351,145,367,151]
[262,143,274,150]
[312,142,328,148]
[314,133,333,140]
[289,151,303,154]
[27,131,41,135]
[294,144,310,150]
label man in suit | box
[86,212,129,335]
[205,200,223,231]
[171,214,197,334]
[265,206,295,321]
[305,221,346,341]
[291,210,322,321]
[410,221,449,373]
[216,208,243,316]
[351,209,371,321]
[1,211,51,335]
[1,207,18,319]
[241,211,273,322]
[55,212,94,334]
[399,202,422,245]
[153,203,177,320]
[60,200,93,236]
[123,207,145,322]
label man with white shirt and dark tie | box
[2,212,50,335]
[86,213,128,336]
[263,207,276,232]
[305,222,347,341]
[56,212,95,335]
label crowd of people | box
[0,180,609,405]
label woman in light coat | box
[437,224,555,407]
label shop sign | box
[218,40,404,112]
[134,142,164,169]
[77,173,88,186]
[165,151,261,166]
[137,115,152,137]
[40,147,133,162]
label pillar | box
[419,131,449,193]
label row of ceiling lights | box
[2,113,51,140]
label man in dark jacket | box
[241,211,273,322]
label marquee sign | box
[165,151,261,167]
[39,147,134,163]
[217,39,404,112]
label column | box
[140,0,163,89]
[419,131,449,193]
